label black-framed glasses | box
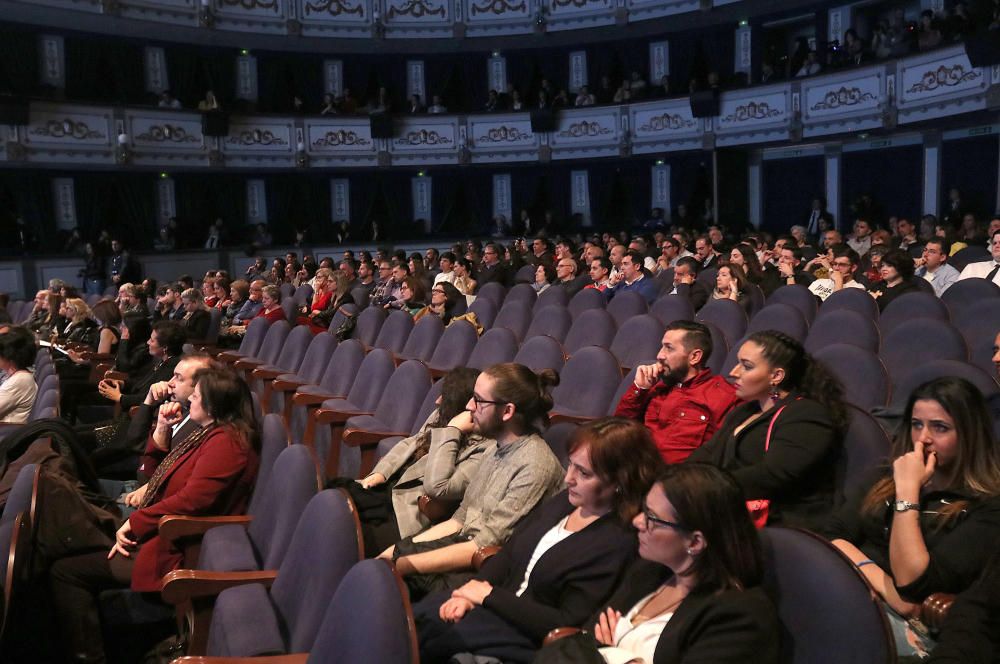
[471,395,506,409]
[641,502,689,532]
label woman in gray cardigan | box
[333,368,492,555]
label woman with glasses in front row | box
[533,463,779,664]
[415,418,663,664]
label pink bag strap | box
[762,406,786,454]
[762,397,802,453]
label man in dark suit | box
[670,257,710,311]
[477,242,511,287]
[694,235,720,270]
[805,197,834,237]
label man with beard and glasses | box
[380,363,565,600]
[614,321,740,464]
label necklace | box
[633,584,687,624]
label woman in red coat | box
[295,267,334,330]
[49,367,260,663]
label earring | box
[686,548,693,556]
[769,384,781,401]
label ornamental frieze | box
[395,129,453,145]
[551,0,607,7]
[226,129,288,146]
[312,130,371,147]
[387,0,446,18]
[905,64,981,94]
[810,86,876,111]
[638,113,697,132]
[476,126,532,142]
[218,0,279,10]
[303,0,364,16]
[720,101,782,123]
[136,124,200,143]
[29,119,105,140]
[469,0,526,15]
[557,120,612,138]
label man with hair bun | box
[381,362,564,600]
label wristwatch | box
[893,500,920,513]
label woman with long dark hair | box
[415,282,464,326]
[824,377,1000,658]
[49,367,260,663]
[688,330,847,530]
[534,463,779,664]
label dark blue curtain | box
[941,134,998,219]
[762,156,824,234]
[841,145,923,226]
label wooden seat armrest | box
[158,515,253,546]
[170,655,309,664]
[233,358,265,371]
[417,495,461,524]
[472,546,501,570]
[215,351,243,364]
[93,361,115,377]
[104,370,129,382]
[272,378,308,393]
[88,352,115,362]
[160,569,277,605]
[251,367,286,381]
[921,593,957,632]
[129,405,141,417]
[548,412,598,426]
[542,627,582,647]
[342,430,408,447]
[290,391,336,407]
[314,408,371,425]
[427,367,448,380]
[194,344,219,354]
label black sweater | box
[821,474,1000,602]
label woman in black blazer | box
[414,418,664,664]
[180,287,212,341]
[687,330,848,530]
[533,464,779,664]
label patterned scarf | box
[140,424,212,508]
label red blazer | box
[128,425,259,592]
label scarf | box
[140,424,212,508]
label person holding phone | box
[613,321,740,464]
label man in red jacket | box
[614,320,740,463]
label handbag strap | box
[762,397,803,454]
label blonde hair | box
[65,298,92,324]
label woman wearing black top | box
[824,377,1000,659]
[415,418,663,664]
[868,248,922,311]
[688,330,847,530]
[180,287,211,341]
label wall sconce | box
[295,140,309,167]
[199,0,215,28]
[116,132,131,164]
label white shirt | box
[958,259,1000,286]
[433,271,456,286]
[599,589,675,664]
[514,515,572,596]
[808,278,865,302]
[0,370,37,423]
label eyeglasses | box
[641,502,689,532]
[471,395,506,409]
[431,289,445,294]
